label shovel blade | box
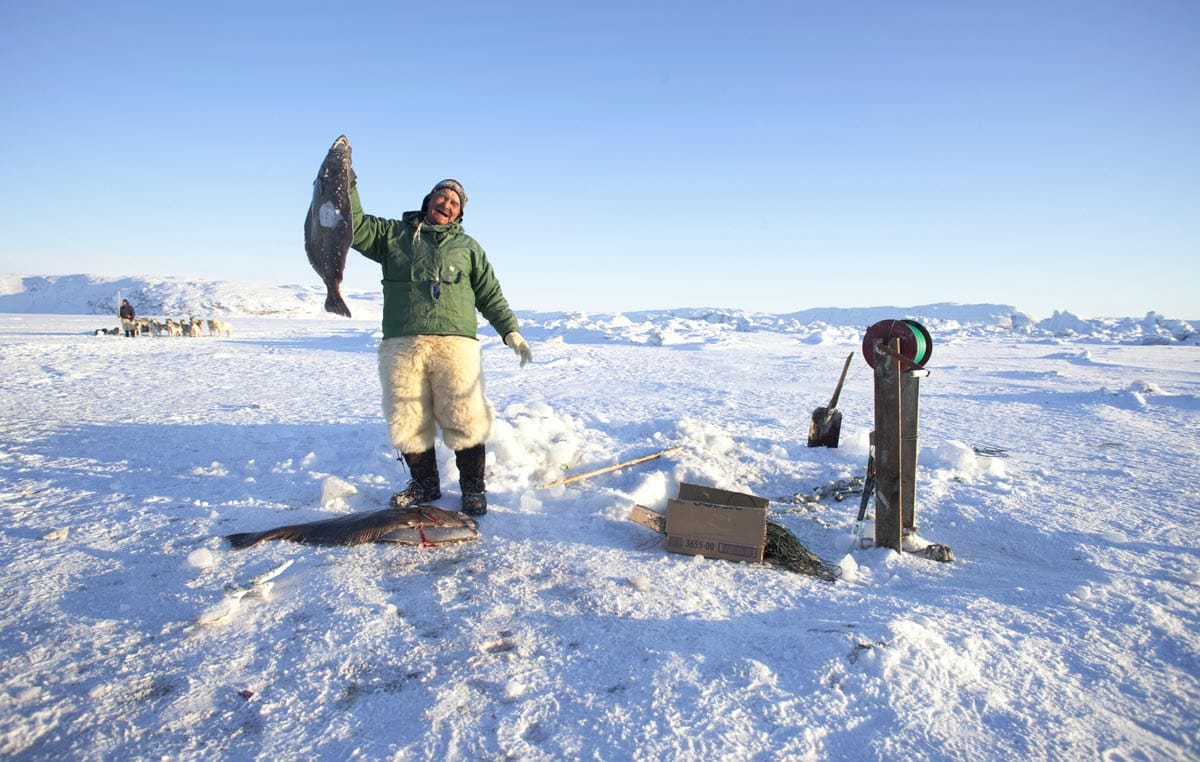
[807,407,843,448]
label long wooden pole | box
[540,446,683,489]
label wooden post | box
[872,337,928,551]
[872,338,904,552]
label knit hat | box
[433,179,467,207]
[422,178,467,221]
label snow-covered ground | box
[1,277,1198,760]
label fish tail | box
[225,531,265,550]
[325,292,352,318]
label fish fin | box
[325,292,352,318]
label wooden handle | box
[827,352,855,409]
[540,446,683,489]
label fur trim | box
[378,335,493,453]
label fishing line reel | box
[861,319,933,369]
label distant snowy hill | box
[0,274,383,320]
[0,273,1195,345]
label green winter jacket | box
[350,187,520,340]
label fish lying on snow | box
[304,134,354,317]
[226,506,479,549]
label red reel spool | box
[861,319,933,369]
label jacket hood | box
[403,210,463,246]
[402,210,462,231]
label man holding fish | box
[306,136,531,517]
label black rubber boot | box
[455,444,487,516]
[391,448,441,507]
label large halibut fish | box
[304,135,354,317]
[225,505,480,549]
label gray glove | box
[504,332,532,367]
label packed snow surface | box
[0,276,1197,760]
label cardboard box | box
[665,483,768,563]
[628,503,666,534]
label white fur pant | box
[378,335,493,454]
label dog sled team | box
[101,314,232,338]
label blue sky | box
[2,1,1196,319]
